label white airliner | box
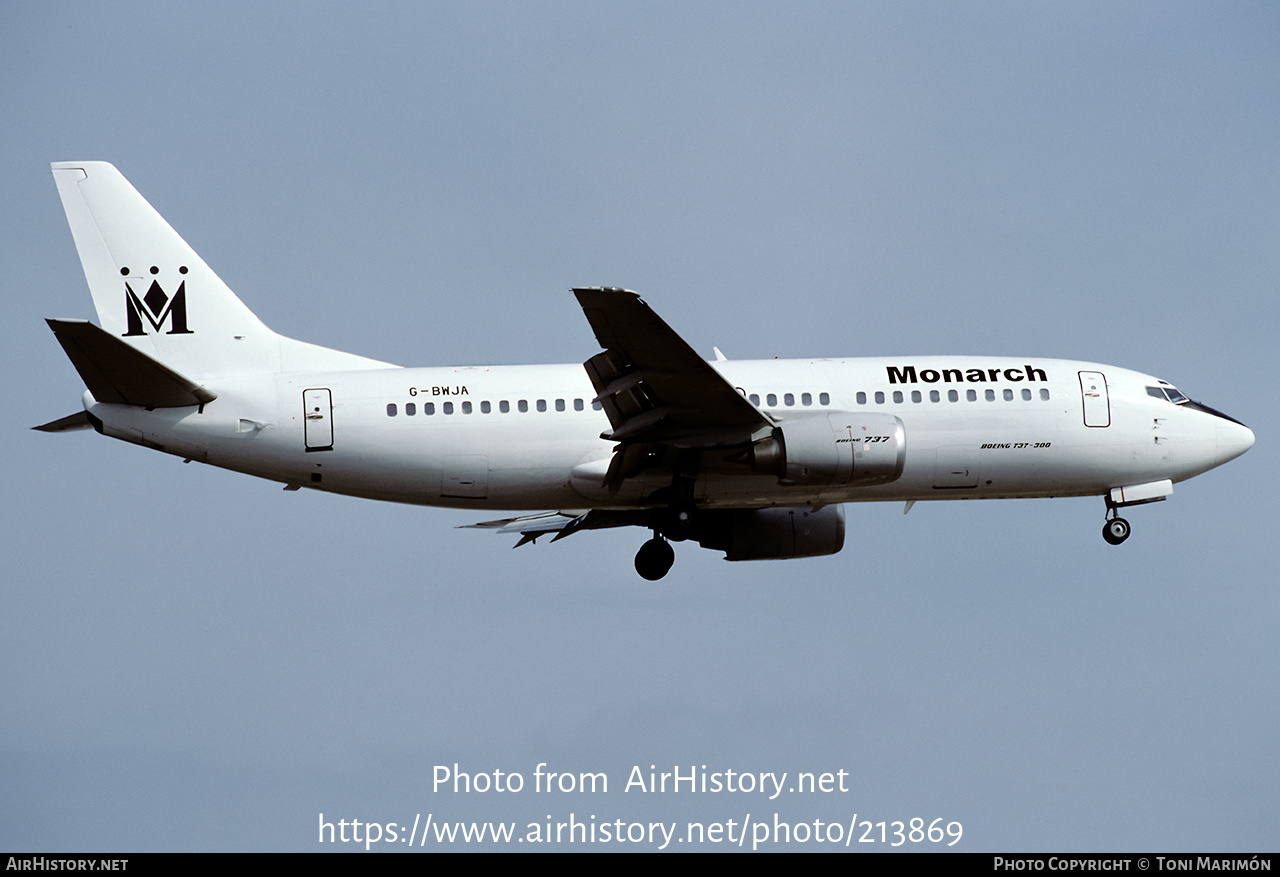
[39,162,1255,579]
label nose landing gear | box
[1100,480,1172,545]
[634,534,676,580]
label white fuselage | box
[44,162,1256,574]
[83,355,1254,512]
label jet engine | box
[740,412,906,487]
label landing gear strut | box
[635,535,675,580]
[1102,514,1131,545]
[1101,493,1134,546]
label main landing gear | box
[1101,513,1131,545]
[634,534,676,580]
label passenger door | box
[1079,371,1110,428]
[303,388,334,451]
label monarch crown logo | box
[122,266,193,336]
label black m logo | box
[123,280,193,336]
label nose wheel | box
[1102,516,1131,545]
[635,536,675,580]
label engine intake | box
[742,412,906,487]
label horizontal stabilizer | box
[32,411,93,432]
[46,318,217,408]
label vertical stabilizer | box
[51,162,281,380]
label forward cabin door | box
[1079,371,1110,428]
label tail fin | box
[52,162,397,384]
[51,162,283,381]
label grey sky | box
[3,2,1277,851]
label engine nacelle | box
[693,505,846,561]
[743,412,906,487]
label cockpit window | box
[1147,385,1189,405]
[1147,384,1248,426]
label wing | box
[574,288,771,448]
[466,289,776,544]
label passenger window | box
[1021,389,1032,401]
[425,403,435,415]
[1003,389,1013,401]
[802,392,812,406]
[948,390,958,402]
[985,389,995,402]
[784,393,795,406]
[767,393,778,406]
[574,399,584,411]
[555,399,565,412]
[481,401,491,413]
[893,391,903,403]
[462,401,473,413]
[386,403,397,417]
[444,402,454,414]
[1040,389,1050,401]
[856,392,866,405]
[966,389,976,402]
[405,402,416,416]
[499,400,509,413]
[749,393,760,406]
[536,399,547,412]
[929,390,940,402]
[874,391,885,404]
[819,392,830,405]
[911,390,922,403]
[592,400,602,411]
[518,400,528,413]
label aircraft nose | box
[1216,419,1255,464]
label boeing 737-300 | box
[38,162,1255,579]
